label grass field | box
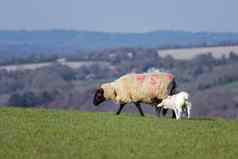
[0,108,238,159]
[159,45,238,60]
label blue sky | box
[0,0,238,32]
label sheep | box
[93,72,177,117]
[157,91,192,120]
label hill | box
[0,107,238,159]
[1,30,238,54]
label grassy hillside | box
[0,108,238,159]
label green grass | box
[0,108,238,159]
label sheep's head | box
[93,88,106,106]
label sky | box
[0,0,238,33]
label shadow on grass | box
[102,112,220,121]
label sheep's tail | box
[169,79,177,95]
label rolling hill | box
[1,30,238,54]
[0,107,238,159]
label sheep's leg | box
[135,103,145,117]
[116,104,125,115]
[162,108,168,116]
[172,110,176,119]
[155,106,161,117]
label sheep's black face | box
[93,88,105,106]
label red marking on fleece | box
[151,74,160,79]
[136,75,145,83]
[149,76,157,85]
[166,74,174,80]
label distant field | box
[222,81,238,92]
[0,107,238,159]
[0,61,111,71]
[1,45,238,71]
[159,45,238,60]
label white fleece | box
[157,92,192,120]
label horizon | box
[0,29,238,34]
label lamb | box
[93,72,177,117]
[157,91,192,120]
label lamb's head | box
[179,91,190,100]
[93,87,106,106]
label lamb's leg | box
[187,109,191,119]
[174,109,180,120]
[177,109,182,120]
[162,109,176,118]
[187,102,192,119]
[182,107,187,117]
[116,104,125,115]
[162,108,176,119]
[135,103,145,117]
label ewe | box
[93,72,176,117]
